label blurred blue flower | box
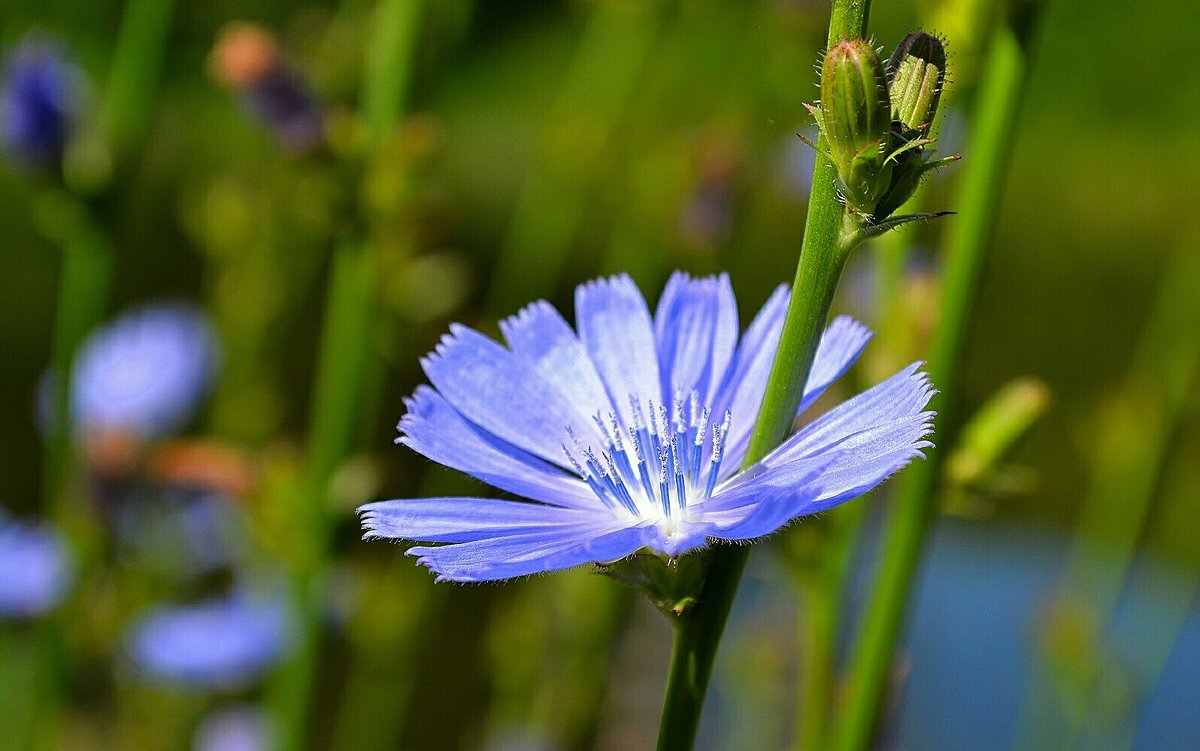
[194,705,275,751]
[0,511,72,618]
[112,490,245,581]
[64,303,219,440]
[211,24,323,152]
[782,127,817,201]
[361,273,935,582]
[126,592,291,689]
[0,35,81,168]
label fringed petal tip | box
[356,507,391,542]
[830,314,873,343]
[499,299,555,332]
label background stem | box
[99,0,175,156]
[271,2,427,745]
[831,10,1043,749]
[44,222,113,527]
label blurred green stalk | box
[99,0,176,158]
[831,8,1043,749]
[1019,248,1200,747]
[36,0,176,742]
[44,222,113,526]
[362,0,426,151]
[486,0,662,314]
[0,625,58,751]
[272,2,428,747]
[272,240,376,751]
[655,3,871,749]
[45,0,175,516]
[1104,417,1200,749]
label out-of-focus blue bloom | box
[0,511,72,618]
[782,127,817,201]
[243,64,323,152]
[126,593,291,689]
[360,273,935,582]
[113,490,245,580]
[66,303,218,440]
[211,24,323,152]
[194,705,275,751]
[0,36,80,168]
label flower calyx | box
[597,550,709,619]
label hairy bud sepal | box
[888,31,947,136]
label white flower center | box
[561,390,731,525]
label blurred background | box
[2,0,1199,749]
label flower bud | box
[887,32,947,134]
[820,40,893,214]
[0,36,82,169]
[210,23,323,153]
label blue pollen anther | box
[564,399,733,521]
[603,452,639,514]
[562,442,618,512]
[657,443,672,517]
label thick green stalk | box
[654,3,871,749]
[831,15,1039,751]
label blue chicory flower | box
[360,273,935,582]
[0,36,81,168]
[126,592,291,689]
[0,510,73,618]
[65,302,219,440]
[194,705,275,751]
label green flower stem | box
[792,495,867,751]
[99,0,175,158]
[1,626,34,751]
[40,229,110,751]
[795,564,838,751]
[271,239,376,751]
[654,3,871,749]
[362,0,427,151]
[44,222,113,526]
[831,13,1041,751]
